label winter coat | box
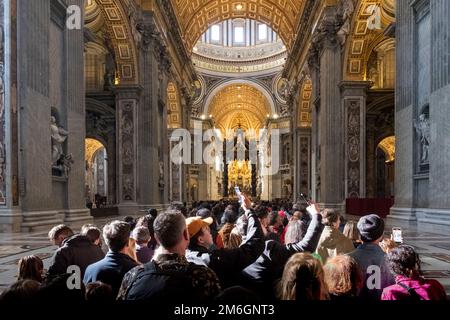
[83,251,138,297]
[315,226,355,264]
[48,234,105,278]
[348,243,395,300]
[382,275,447,300]
[186,210,264,288]
[240,214,324,299]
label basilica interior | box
[0,0,450,296]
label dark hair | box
[222,208,238,224]
[196,208,212,219]
[0,280,40,303]
[85,282,114,302]
[102,221,131,252]
[387,245,422,278]
[38,274,85,302]
[254,205,269,220]
[82,226,102,244]
[48,224,73,241]
[147,208,158,218]
[123,216,136,230]
[153,210,186,248]
[18,255,44,283]
[322,209,340,227]
[268,211,280,226]
[168,203,188,217]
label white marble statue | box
[51,116,69,165]
[414,113,431,164]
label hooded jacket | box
[48,234,105,278]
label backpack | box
[118,261,193,301]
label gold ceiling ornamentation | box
[167,82,182,129]
[85,138,105,166]
[208,84,272,132]
[92,0,139,84]
[343,0,396,80]
[378,136,395,163]
[171,0,306,52]
[297,78,312,128]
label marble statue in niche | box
[51,116,69,165]
[414,113,430,164]
[158,161,165,190]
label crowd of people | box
[0,197,447,303]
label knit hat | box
[186,216,213,238]
[357,214,385,242]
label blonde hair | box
[343,220,360,242]
[324,255,363,296]
[277,253,328,301]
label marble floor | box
[0,216,450,296]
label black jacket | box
[241,214,324,298]
[48,234,105,278]
[83,251,138,297]
[186,210,264,287]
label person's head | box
[322,209,341,229]
[48,224,73,247]
[357,214,385,243]
[187,216,214,249]
[18,255,44,283]
[147,208,158,218]
[284,220,304,245]
[123,216,136,231]
[131,226,151,246]
[387,245,422,278]
[324,255,363,297]
[0,280,40,303]
[102,221,131,253]
[268,211,282,228]
[278,253,328,301]
[168,203,188,218]
[254,205,269,227]
[81,226,102,247]
[343,220,360,242]
[136,215,155,234]
[153,210,189,254]
[291,211,303,221]
[221,208,238,225]
[85,281,114,302]
[379,238,398,253]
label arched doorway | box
[376,136,395,198]
[85,138,108,208]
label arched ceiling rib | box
[171,0,306,52]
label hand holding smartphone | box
[392,227,403,244]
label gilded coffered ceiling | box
[171,0,306,52]
[208,84,272,131]
[85,138,105,166]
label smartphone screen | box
[235,186,241,196]
[392,227,403,243]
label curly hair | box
[386,245,422,278]
[324,255,363,296]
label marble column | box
[340,81,371,199]
[309,6,345,210]
[135,13,171,210]
[0,0,22,232]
